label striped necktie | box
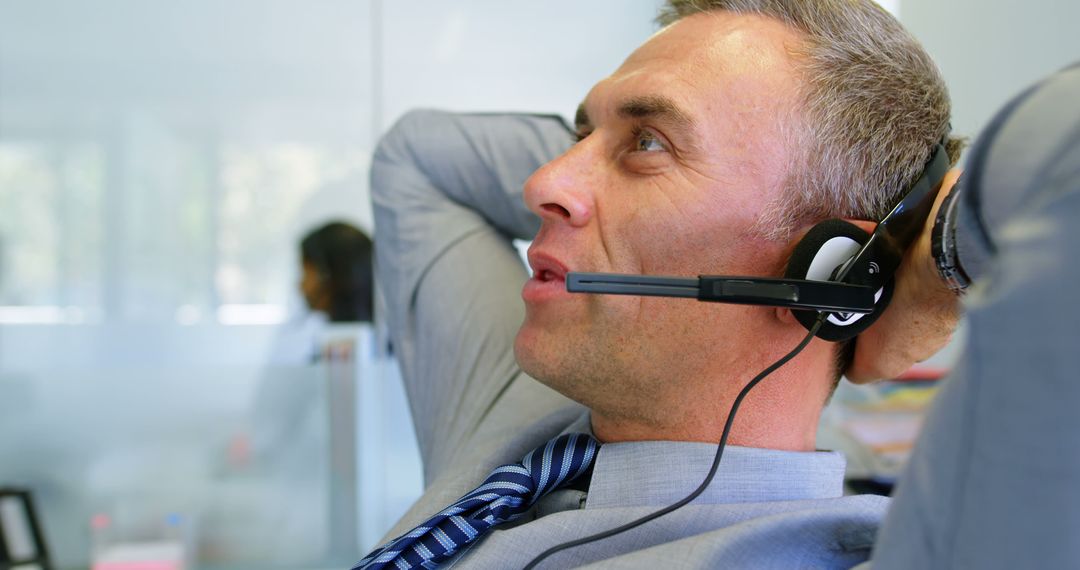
[352,432,600,569]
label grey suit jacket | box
[870,63,1080,570]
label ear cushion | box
[784,219,894,342]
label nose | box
[524,142,595,228]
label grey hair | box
[658,0,964,241]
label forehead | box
[624,11,802,78]
[584,11,804,158]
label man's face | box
[514,12,806,426]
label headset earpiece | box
[785,219,893,342]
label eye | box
[635,129,666,152]
[621,127,674,174]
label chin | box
[515,326,606,408]
[513,325,547,378]
[513,325,573,392]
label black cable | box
[522,313,827,569]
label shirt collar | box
[560,413,847,509]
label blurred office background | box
[0,0,1077,568]
[0,1,662,568]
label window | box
[0,141,104,323]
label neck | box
[590,335,835,451]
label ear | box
[783,218,894,341]
[773,219,877,326]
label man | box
[364,1,960,567]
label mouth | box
[535,268,565,283]
[523,252,570,302]
[528,252,568,281]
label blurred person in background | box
[247,220,374,460]
[226,221,374,563]
[300,221,376,326]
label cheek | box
[632,213,742,275]
[599,174,761,275]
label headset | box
[523,138,951,569]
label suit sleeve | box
[371,110,574,482]
[872,63,1080,569]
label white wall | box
[0,0,661,369]
[378,1,661,126]
[900,0,1080,142]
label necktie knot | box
[354,432,599,570]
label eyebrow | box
[617,95,696,134]
[575,95,702,153]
